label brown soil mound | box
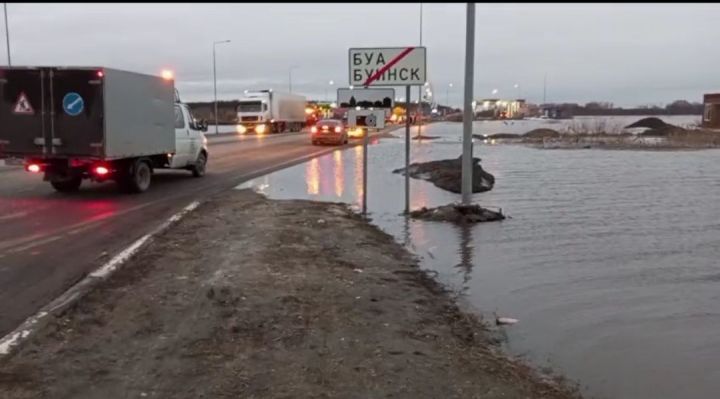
[410,203,505,223]
[523,129,561,139]
[488,133,522,139]
[625,117,668,129]
[393,156,495,194]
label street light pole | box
[288,66,299,93]
[3,3,10,66]
[447,83,453,108]
[212,40,231,135]
[461,3,476,205]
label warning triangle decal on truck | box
[13,92,35,115]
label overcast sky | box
[4,3,719,107]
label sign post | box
[349,46,426,215]
[348,109,386,216]
[405,85,411,214]
[462,4,475,205]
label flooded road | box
[240,122,720,399]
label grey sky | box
[4,3,719,107]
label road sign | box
[337,88,394,109]
[349,47,426,87]
[62,92,84,116]
[12,92,34,115]
[347,109,385,129]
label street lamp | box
[326,80,334,102]
[446,83,453,107]
[492,88,498,95]
[514,83,520,99]
[212,39,231,135]
[288,65,299,93]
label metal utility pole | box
[212,40,231,135]
[3,3,10,66]
[288,66,299,93]
[461,3,475,205]
[416,2,423,138]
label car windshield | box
[237,101,262,112]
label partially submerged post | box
[405,85,411,213]
[461,3,475,205]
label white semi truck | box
[0,66,209,193]
[236,90,306,134]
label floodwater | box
[475,114,701,135]
[239,120,720,399]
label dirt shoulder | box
[0,190,580,399]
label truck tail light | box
[97,70,104,78]
[94,166,110,176]
[311,126,318,134]
[27,164,41,173]
[334,126,342,133]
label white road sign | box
[348,47,426,87]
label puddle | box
[238,122,720,399]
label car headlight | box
[255,124,267,134]
[236,125,247,134]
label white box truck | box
[0,66,209,193]
[236,90,306,134]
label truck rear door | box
[0,68,47,155]
[50,68,104,157]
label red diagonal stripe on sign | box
[363,47,415,86]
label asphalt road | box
[0,129,392,336]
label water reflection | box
[354,145,363,209]
[306,158,320,195]
[333,150,344,198]
[455,223,474,290]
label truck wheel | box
[191,152,207,177]
[50,176,82,192]
[123,159,152,193]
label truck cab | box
[236,90,306,134]
[236,93,271,134]
[172,103,208,171]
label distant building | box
[540,104,574,119]
[702,93,720,129]
[474,98,528,119]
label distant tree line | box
[543,100,703,116]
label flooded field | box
[474,114,702,135]
[240,122,720,399]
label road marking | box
[0,312,46,355]
[0,200,201,357]
[0,211,28,221]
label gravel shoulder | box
[0,189,580,399]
